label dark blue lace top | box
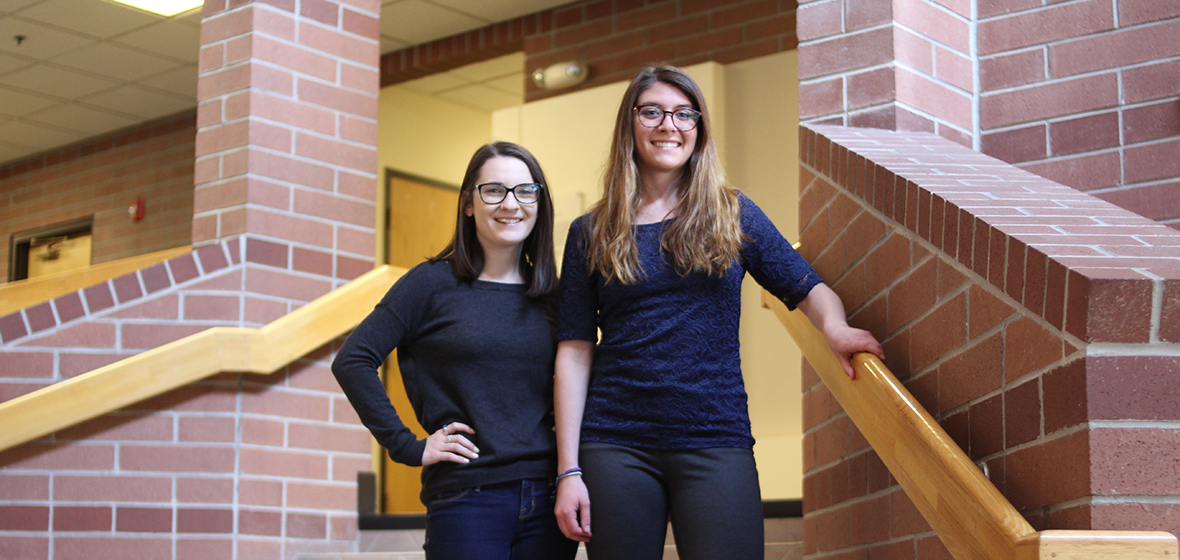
[557,194,823,450]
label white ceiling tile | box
[436,83,520,112]
[0,84,60,116]
[429,0,574,21]
[0,64,120,99]
[0,0,549,165]
[400,71,471,94]
[0,119,85,150]
[138,64,197,97]
[0,18,94,60]
[79,84,194,119]
[51,42,181,81]
[25,103,139,135]
[112,19,199,63]
[17,0,161,39]
[380,0,487,45]
[448,52,523,82]
[0,52,34,75]
[484,73,524,97]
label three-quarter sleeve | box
[556,218,599,342]
[739,195,823,310]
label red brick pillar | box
[185,2,380,557]
[195,0,379,300]
[797,0,975,147]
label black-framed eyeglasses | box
[634,104,701,131]
[475,182,544,204]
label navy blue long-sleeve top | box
[556,194,822,450]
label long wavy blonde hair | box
[584,65,743,284]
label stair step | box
[328,518,804,559]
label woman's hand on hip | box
[554,475,592,542]
[422,422,478,466]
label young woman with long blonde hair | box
[552,66,883,559]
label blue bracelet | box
[556,467,582,481]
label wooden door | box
[382,174,459,514]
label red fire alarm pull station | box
[129,197,145,221]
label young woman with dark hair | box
[553,66,884,559]
[333,141,576,560]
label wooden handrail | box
[0,245,192,317]
[0,265,405,453]
[762,290,1178,560]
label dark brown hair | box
[432,142,557,298]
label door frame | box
[8,216,94,282]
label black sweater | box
[331,260,558,502]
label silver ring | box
[446,435,452,444]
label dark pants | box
[424,478,578,560]
[580,442,764,560]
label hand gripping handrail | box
[0,265,406,453]
[762,290,1178,560]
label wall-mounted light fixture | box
[531,61,589,91]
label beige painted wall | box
[376,87,493,263]
[726,51,804,500]
[377,53,804,500]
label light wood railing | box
[0,265,405,453]
[763,290,1178,560]
[0,245,192,317]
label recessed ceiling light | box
[108,0,203,17]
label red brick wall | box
[797,0,974,145]
[978,0,1180,230]
[0,112,196,282]
[380,0,799,102]
[798,124,1180,559]
[797,0,1180,231]
[0,240,371,559]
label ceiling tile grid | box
[0,0,200,162]
[0,0,573,166]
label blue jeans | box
[424,478,578,560]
